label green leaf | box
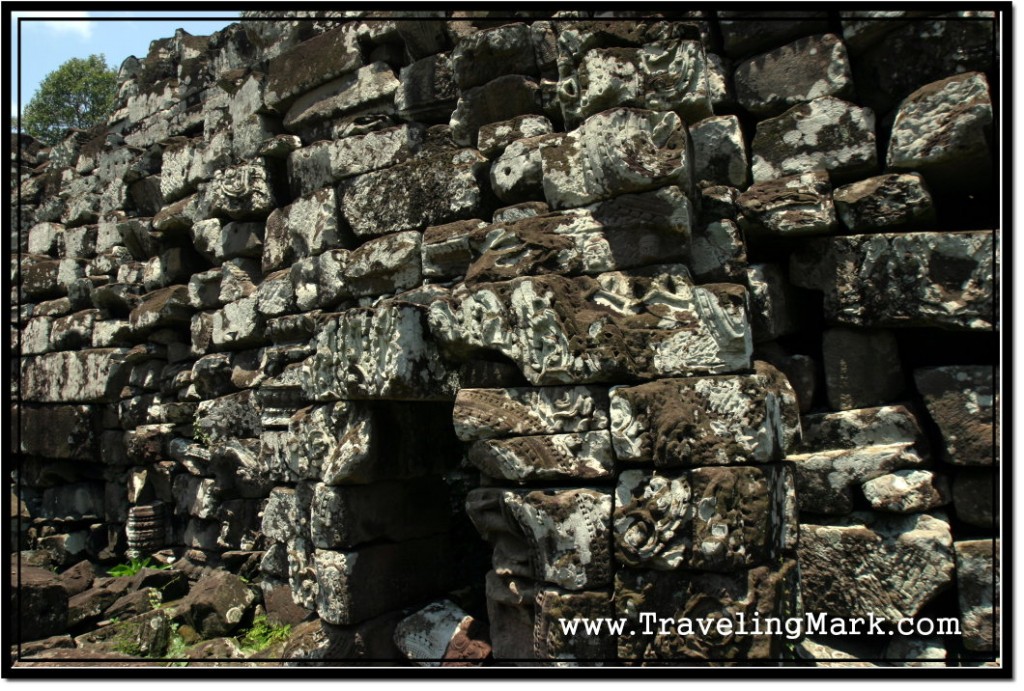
[22,54,117,145]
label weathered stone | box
[557,36,713,127]
[313,536,453,626]
[887,72,993,191]
[614,465,796,572]
[12,565,68,643]
[345,231,423,297]
[914,366,995,466]
[862,469,950,513]
[27,222,65,256]
[180,571,258,638]
[691,219,747,283]
[469,430,613,483]
[264,24,362,108]
[210,295,265,349]
[208,162,277,221]
[309,478,449,549]
[20,349,128,403]
[393,599,491,667]
[75,609,171,658]
[489,135,550,204]
[395,53,458,123]
[799,512,954,621]
[735,34,854,117]
[540,108,691,210]
[491,201,550,224]
[283,62,399,133]
[304,302,458,401]
[450,75,543,147]
[429,265,751,386]
[751,97,877,184]
[833,173,935,233]
[457,186,693,284]
[453,385,609,441]
[822,327,904,410]
[466,487,612,590]
[952,469,996,528]
[451,23,538,90]
[789,405,930,515]
[286,125,424,199]
[17,404,97,460]
[339,147,488,237]
[955,539,999,652]
[279,613,405,663]
[610,362,798,466]
[736,171,837,237]
[615,559,800,661]
[855,18,994,114]
[791,232,995,330]
[478,115,553,158]
[690,115,748,188]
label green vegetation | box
[164,622,189,666]
[107,556,170,578]
[21,54,118,145]
[237,615,291,653]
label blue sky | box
[11,10,241,116]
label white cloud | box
[15,11,95,40]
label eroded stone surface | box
[453,385,609,441]
[956,539,999,652]
[915,366,995,466]
[540,108,692,210]
[751,97,877,184]
[799,512,954,621]
[791,231,995,330]
[610,361,798,466]
[833,173,935,233]
[466,487,612,591]
[429,265,751,386]
[468,431,613,483]
[613,465,796,571]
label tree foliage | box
[21,54,117,145]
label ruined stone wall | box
[12,10,999,667]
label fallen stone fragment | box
[736,171,837,237]
[610,361,799,466]
[735,34,854,117]
[429,265,751,385]
[468,430,613,483]
[955,539,999,652]
[466,487,612,590]
[453,385,609,441]
[790,231,995,330]
[393,599,491,666]
[914,366,995,466]
[799,512,954,621]
[833,172,935,233]
[614,465,796,571]
[540,108,692,210]
[615,559,800,661]
[861,469,950,513]
[751,96,877,183]
[12,565,68,643]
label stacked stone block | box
[11,10,1000,667]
